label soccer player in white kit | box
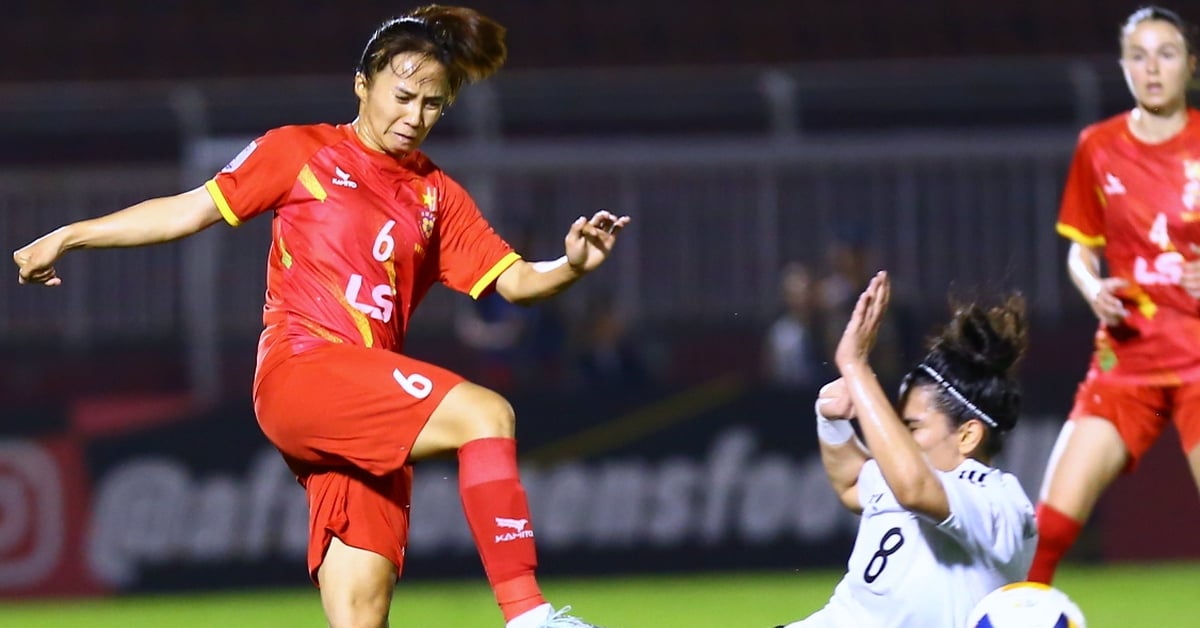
[778,272,1037,628]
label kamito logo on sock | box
[494,517,534,543]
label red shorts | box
[253,343,464,584]
[1068,374,1200,471]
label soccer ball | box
[966,581,1087,628]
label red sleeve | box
[203,126,317,227]
[433,172,519,299]
[1055,129,1106,247]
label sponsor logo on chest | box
[1103,171,1126,196]
[332,166,358,189]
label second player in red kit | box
[1029,5,1200,586]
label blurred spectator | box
[454,293,529,391]
[572,290,651,390]
[454,223,569,391]
[762,260,826,388]
[816,224,905,387]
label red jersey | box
[204,123,519,378]
[1056,108,1200,385]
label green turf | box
[2,563,1196,627]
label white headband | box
[916,363,999,428]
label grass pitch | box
[2,562,1195,627]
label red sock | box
[458,437,545,621]
[1027,502,1083,584]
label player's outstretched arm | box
[13,186,223,286]
[814,378,869,513]
[835,271,950,521]
[494,209,631,305]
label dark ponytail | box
[358,5,507,100]
[899,295,1028,459]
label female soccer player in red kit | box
[1029,5,1200,584]
[12,6,626,628]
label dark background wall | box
[1,0,1153,82]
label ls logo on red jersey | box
[1135,213,1184,286]
[344,221,398,323]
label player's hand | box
[13,230,68,286]
[564,210,631,274]
[834,271,890,370]
[1184,245,1200,299]
[817,378,855,420]
[1087,277,1129,326]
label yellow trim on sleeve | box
[205,179,241,227]
[1055,222,1105,247]
[469,251,522,299]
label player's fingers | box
[850,284,871,325]
[589,211,621,235]
[1101,277,1129,291]
[1098,301,1127,321]
[566,216,586,238]
[606,216,632,235]
[589,209,616,223]
[862,272,887,322]
[873,272,890,318]
[1097,295,1122,314]
[579,223,607,244]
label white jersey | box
[790,458,1037,628]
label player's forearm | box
[496,257,585,305]
[840,361,945,513]
[819,438,866,496]
[61,188,221,251]
[1066,242,1104,302]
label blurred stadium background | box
[2,1,1200,626]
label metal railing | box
[1,58,1098,399]
[3,132,1076,398]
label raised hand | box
[564,209,631,274]
[834,271,891,370]
[1184,244,1200,300]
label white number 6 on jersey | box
[374,220,397,262]
[393,368,433,399]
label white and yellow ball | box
[967,581,1086,628]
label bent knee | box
[431,383,516,445]
[464,386,516,438]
